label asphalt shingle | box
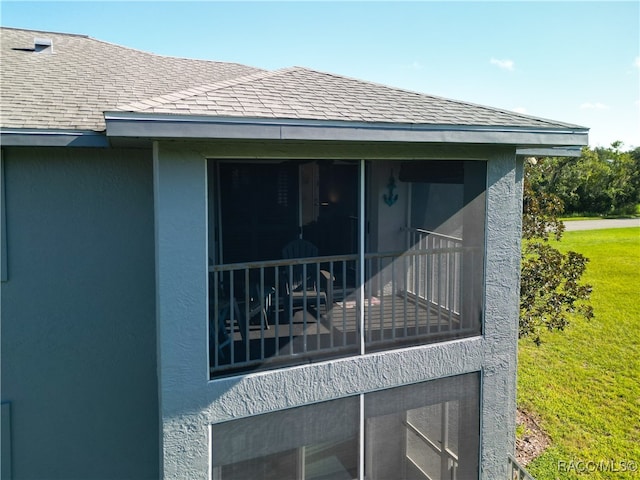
[1,27,585,133]
[0,27,263,131]
[116,66,582,129]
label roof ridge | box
[0,26,89,38]
[290,65,430,98]
[86,35,262,68]
[116,67,290,112]
[0,26,264,71]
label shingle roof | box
[0,27,264,131]
[1,27,585,134]
[116,66,580,130]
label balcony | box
[207,158,486,377]
[209,231,481,378]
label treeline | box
[528,142,640,216]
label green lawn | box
[518,227,640,479]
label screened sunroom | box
[207,158,486,377]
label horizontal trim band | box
[516,147,584,157]
[105,113,588,148]
[0,129,109,147]
[3,114,590,149]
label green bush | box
[520,161,593,344]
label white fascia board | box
[0,129,109,147]
[104,112,589,148]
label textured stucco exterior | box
[154,141,522,479]
[0,141,522,479]
[480,150,523,478]
[0,147,159,478]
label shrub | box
[520,161,594,344]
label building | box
[0,27,587,479]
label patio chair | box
[280,239,333,317]
[209,295,245,363]
[246,283,271,330]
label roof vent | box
[34,37,53,53]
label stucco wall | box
[480,149,523,478]
[1,147,158,479]
[155,141,521,479]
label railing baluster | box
[316,262,320,351]
[437,249,443,333]
[213,273,220,367]
[457,249,461,316]
[329,261,334,349]
[260,267,265,360]
[453,248,459,315]
[378,256,384,342]
[430,236,435,326]
[274,267,280,356]
[229,271,235,365]
[391,257,396,341]
[420,232,429,298]
[244,268,250,362]
[448,243,454,332]
[366,257,372,343]
[414,244,419,334]
[421,235,427,333]
[426,238,432,334]
[342,260,347,347]
[302,263,307,353]
[403,253,408,338]
[288,264,293,356]
[441,401,450,479]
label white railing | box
[404,401,459,479]
[209,254,358,375]
[508,455,536,480]
[405,228,463,316]
[209,244,478,377]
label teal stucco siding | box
[1,147,158,479]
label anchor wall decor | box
[383,169,398,206]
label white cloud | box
[512,107,528,114]
[580,102,610,110]
[408,60,424,71]
[490,58,514,71]
[635,56,640,69]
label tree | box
[520,159,594,345]
[528,143,640,215]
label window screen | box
[212,396,359,480]
[365,373,480,480]
[211,373,480,479]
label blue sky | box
[2,1,639,149]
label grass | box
[518,227,640,479]
[560,216,603,221]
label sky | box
[2,1,639,149]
